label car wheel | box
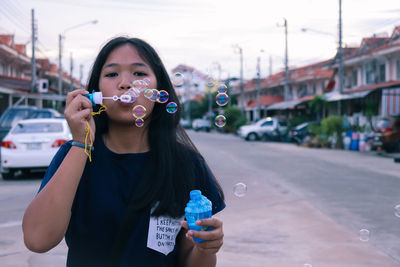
[2,170,14,180]
[247,133,257,141]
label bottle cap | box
[190,190,201,200]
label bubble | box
[125,89,138,103]
[395,204,400,218]
[143,78,151,86]
[216,93,229,106]
[120,94,133,103]
[157,90,169,103]
[132,80,148,91]
[359,229,370,242]
[144,89,153,99]
[149,89,159,102]
[215,115,226,127]
[166,102,178,114]
[217,84,228,94]
[132,105,146,119]
[135,118,144,127]
[233,182,247,197]
[172,72,184,86]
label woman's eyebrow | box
[103,62,148,69]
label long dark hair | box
[87,36,224,217]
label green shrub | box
[223,107,247,133]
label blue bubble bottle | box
[185,190,212,243]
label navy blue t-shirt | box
[38,137,225,267]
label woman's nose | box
[119,75,132,90]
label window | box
[378,63,386,83]
[396,59,400,79]
[313,83,316,95]
[261,121,273,126]
[321,81,325,91]
[298,84,308,97]
[352,69,358,87]
[12,122,63,134]
[365,62,376,84]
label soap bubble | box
[233,182,247,197]
[135,118,144,127]
[172,72,184,86]
[217,84,228,94]
[144,89,153,99]
[215,115,226,127]
[157,90,169,103]
[216,93,229,106]
[120,94,133,103]
[149,89,159,102]
[395,204,400,218]
[132,105,146,119]
[166,102,178,114]
[132,80,148,91]
[143,78,151,86]
[125,89,138,103]
[206,77,214,87]
[359,229,370,242]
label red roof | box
[14,44,26,55]
[344,80,400,93]
[37,58,50,71]
[246,95,283,108]
[0,34,13,46]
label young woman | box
[22,37,225,267]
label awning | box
[325,89,375,102]
[266,100,303,110]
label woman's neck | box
[104,122,150,154]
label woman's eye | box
[105,73,118,77]
[134,72,147,77]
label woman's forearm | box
[22,147,88,252]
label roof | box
[0,34,13,46]
[246,95,283,108]
[344,80,400,94]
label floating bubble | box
[217,84,228,94]
[166,102,178,114]
[149,89,159,102]
[172,72,184,86]
[143,78,151,86]
[135,118,144,127]
[144,89,153,99]
[233,182,247,197]
[215,115,226,127]
[125,89,138,103]
[216,93,229,106]
[395,204,400,218]
[132,80,148,91]
[132,105,146,119]
[157,90,169,103]
[359,229,370,242]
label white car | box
[192,119,211,132]
[237,117,288,141]
[0,118,72,179]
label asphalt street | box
[1,130,400,266]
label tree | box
[308,95,327,121]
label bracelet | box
[71,141,94,151]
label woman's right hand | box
[64,89,96,143]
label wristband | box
[71,141,94,151]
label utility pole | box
[58,34,63,95]
[69,52,74,91]
[185,71,191,122]
[31,9,37,93]
[338,0,344,115]
[283,18,290,102]
[269,55,273,77]
[256,56,261,121]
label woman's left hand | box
[180,217,224,255]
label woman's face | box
[99,44,157,125]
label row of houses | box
[231,25,400,123]
[0,34,81,114]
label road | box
[1,130,400,266]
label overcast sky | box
[1,0,400,83]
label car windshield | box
[0,109,31,128]
[295,122,309,129]
[376,119,390,129]
[12,122,63,134]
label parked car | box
[180,119,191,129]
[0,118,72,180]
[288,121,319,144]
[192,119,211,132]
[372,116,400,152]
[0,106,61,141]
[237,117,288,141]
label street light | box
[58,20,98,96]
[232,44,244,115]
